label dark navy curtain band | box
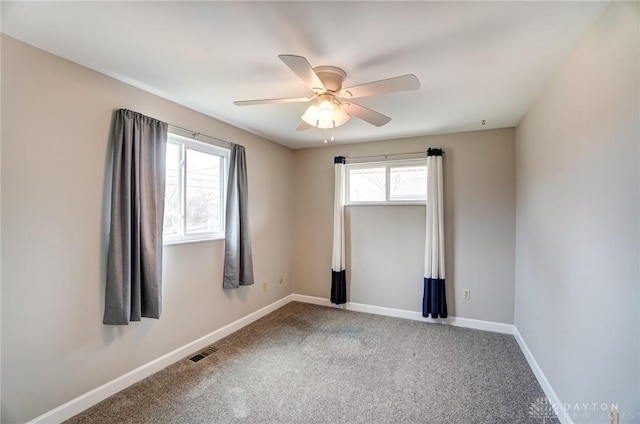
[423,278,448,318]
[331,270,347,304]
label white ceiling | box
[2,1,608,149]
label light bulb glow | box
[332,104,350,127]
[316,100,334,128]
[301,96,351,129]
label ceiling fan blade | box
[279,54,326,93]
[338,74,420,99]
[295,121,312,131]
[234,96,314,106]
[347,102,392,127]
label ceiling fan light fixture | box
[332,103,351,127]
[301,97,351,129]
[317,100,334,126]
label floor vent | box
[189,346,218,363]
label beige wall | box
[292,128,516,324]
[1,35,293,423]
[515,2,639,421]
[0,29,3,423]
[347,206,425,312]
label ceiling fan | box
[234,55,420,132]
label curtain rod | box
[345,151,428,164]
[168,124,232,149]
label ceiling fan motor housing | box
[313,66,347,92]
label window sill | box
[346,202,426,207]
[163,234,225,246]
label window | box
[163,133,229,244]
[346,159,427,205]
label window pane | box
[390,166,427,201]
[185,149,221,234]
[349,167,385,202]
[163,143,181,236]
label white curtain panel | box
[423,149,448,318]
[331,156,347,304]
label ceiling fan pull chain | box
[331,121,335,142]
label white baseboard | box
[30,293,560,424]
[290,293,334,307]
[291,294,514,335]
[513,327,571,424]
[27,294,295,424]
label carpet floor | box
[66,302,557,423]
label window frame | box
[345,158,428,206]
[163,132,230,245]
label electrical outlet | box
[462,289,471,300]
[609,404,619,424]
[279,276,283,284]
[262,282,267,292]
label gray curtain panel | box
[223,144,254,289]
[103,109,168,325]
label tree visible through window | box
[390,165,428,201]
[163,133,228,243]
[186,149,221,233]
[349,167,385,202]
[346,160,427,204]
